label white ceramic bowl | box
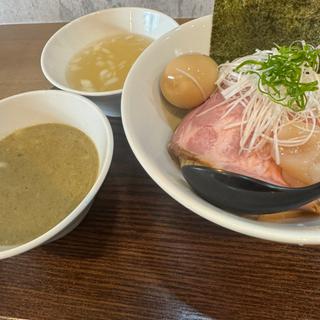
[0,90,113,259]
[122,15,320,244]
[41,7,178,117]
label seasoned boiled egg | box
[160,53,219,109]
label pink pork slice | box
[169,90,287,186]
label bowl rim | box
[40,6,179,98]
[122,15,320,245]
[0,90,114,259]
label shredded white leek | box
[209,46,320,164]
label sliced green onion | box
[234,42,320,111]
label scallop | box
[160,53,219,109]
[277,122,320,186]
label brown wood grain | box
[1,22,320,320]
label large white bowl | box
[41,7,178,117]
[0,90,113,259]
[122,15,320,244]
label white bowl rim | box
[122,15,320,245]
[0,90,114,259]
[40,7,179,97]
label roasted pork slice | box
[169,90,287,186]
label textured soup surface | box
[0,123,99,245]
[66,33,152,92]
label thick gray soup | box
[0,123,99,245]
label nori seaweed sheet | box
[210,0,320,64]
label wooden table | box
[1,22,320,320]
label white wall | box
[0,0,213,24]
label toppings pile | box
[215,42,320,163]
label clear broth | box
[66,33,152,92]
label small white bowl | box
[0,90,113,259]
[122,15,320,244]
[41,7,179,117]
